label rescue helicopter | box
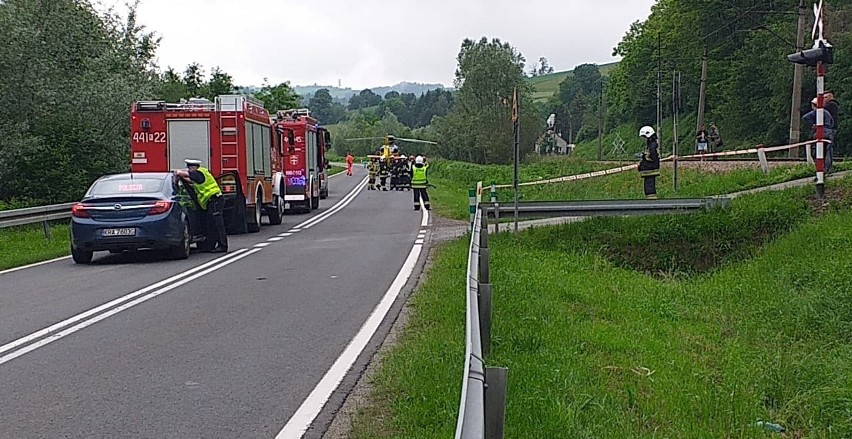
[344,134,438,166]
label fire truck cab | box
[271,109,331,212]
[130,95,284,234]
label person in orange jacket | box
[345,151,354,176]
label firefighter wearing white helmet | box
[411,155,431,210]
[638,126,660,199]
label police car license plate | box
[102,228,136,237]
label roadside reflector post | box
[478,209,492,356]
[490,182,499,234]
[484,366,508,439]
[756,145,770,175]
[42,220,51,239]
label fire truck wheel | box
[311,193,319,210]
[71,246,93,264]
[247,189,262,233]
[168,221,191,260]
[268,195,284,225]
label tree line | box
[547,0,852,154]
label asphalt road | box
[0,167,428,438]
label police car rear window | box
[90,178,165,195]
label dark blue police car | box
[70,172,208,264]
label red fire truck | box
[271,109,331,212]
[129,95,286,233]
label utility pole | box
[789,0,807,158]
[696,46,708,137]
[656,31,663,153]
[597,78,603,161]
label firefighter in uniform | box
[378,158,390,191]
[638,126,660,199]
[411,155,431,210]
[175,159,228,253]
[367,157,379,190]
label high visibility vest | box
[195,167,222,209]
[411,164,428,188]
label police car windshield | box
[89,178,165,196]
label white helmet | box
[415,156,424,165]
[639,126,655,138]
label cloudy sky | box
[108,0,656,89]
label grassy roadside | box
[428,157,851,220]
[0,223,70,271]
[352,178,852,438]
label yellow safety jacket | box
[195,167,222,209]
[411,164,428,188]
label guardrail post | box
[478,210,492,357]
[756,145,770,175]
[490,183,499,234]
[469,188,476,232]
[484,366,508,439]
[42,220,52,239]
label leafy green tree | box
[0,0,158,204]
[159,67,187,101]
[202,66,235,99]
[254,79,301,112]
[183,62,205,97]
[348,89,382,110]
[434,37,537,163]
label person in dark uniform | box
[175,159,228,253]
[378,159,390,191]
[637,126,660,199]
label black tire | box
[71,246,93,264]
[268,194,283,225]
[311,193,319,210]
[320,188,328,199]
[247,189,262,233]
[169,221,190,260]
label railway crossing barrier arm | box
[0,203,74,238]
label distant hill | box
[292,82,450,104]
[527,61,620,102]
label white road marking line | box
[267,237,284,242]
[293,177,366,230]
[420,203,429,227]
[0,175,368,366]
[0,249,261,366]
[300,178,368,230]
[278,233,293,237]
[254,243,271,248]
[0,249,249,357]
[0,256,71,276]
[287,229,300,233]
[415,239,424,244]
[275,204,427,438]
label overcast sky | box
[109,0,656,89]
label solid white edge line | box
[0,256,72,276]
[299,178,367,229]
[301,178,368,230]
[0,249,249,357]
[275,202,427,439]
[293,177,367,230]
[0,249,262,366]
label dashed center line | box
[279,233,293,237]
[267,237,284,242]
[253,243,271,248]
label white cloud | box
[111,0,655,89]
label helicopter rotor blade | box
[394,137,439,145]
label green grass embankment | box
[353,177,852,438]
[427,157,851,220]
[0,223,69,271]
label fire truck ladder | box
[216,96,241,175]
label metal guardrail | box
[484,197,730,220]
[0,202,74,237]
[456,195,508,439]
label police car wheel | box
[169,221,190,260]
[71,246,93,264]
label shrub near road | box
[354,179,852,438]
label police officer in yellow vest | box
[411,155,431,211]
[175,159,228,253]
